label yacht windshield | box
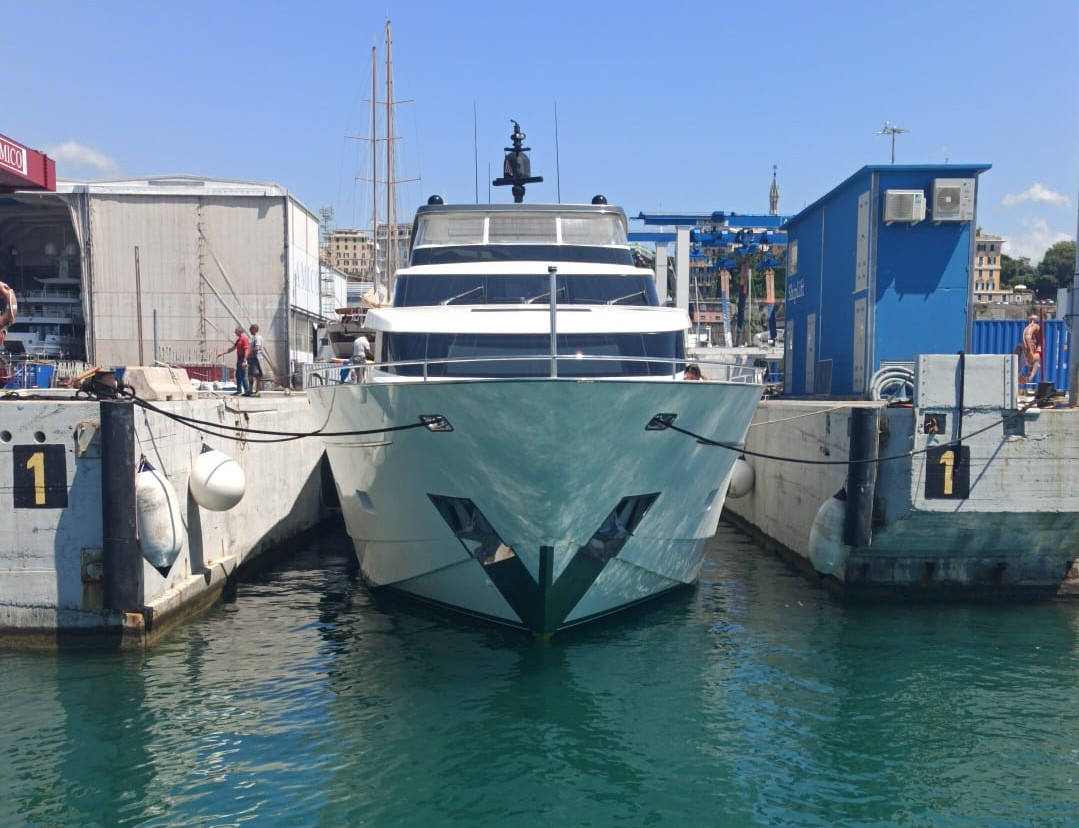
[394,274,659,307]
[412,212,626,248]
[385,332,683,378]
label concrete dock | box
[723,354,1079,598]
[0,372,331,647]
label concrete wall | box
[0,391,330,644]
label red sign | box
[0,132,56,192]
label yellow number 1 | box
[939,450,954,496]
[25,451,46,505]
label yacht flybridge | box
[306,125,763,635]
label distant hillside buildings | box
[973,228,1031,306]
[321,223,411,282]
[973,229,1004,302]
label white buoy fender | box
[190,444,246,511]
[135,459,185,570]
[808,493,851,575]
[727,457,755,499]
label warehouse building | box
[0,175,326,382]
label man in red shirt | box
[217,326,251,396]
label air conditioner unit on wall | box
[883,189,926,225]
[933,178,975,222]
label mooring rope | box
[128,395,434,443]
[663,397,1042,466]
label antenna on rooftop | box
[879,121,909,164]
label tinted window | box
[394,274,659,307]
[386,332,683,378]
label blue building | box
[782,164,991,397]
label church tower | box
[769,165,780,216]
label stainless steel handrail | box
[302,353,764,389]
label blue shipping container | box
[3,362,55,390]
[971,318,1069,391]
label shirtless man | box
[1020,314,1041,384]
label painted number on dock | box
[13,445,68,509]
[925,444,970,500]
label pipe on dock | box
[843,407,879,548]
[101,399,141,611]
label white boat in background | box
[305,125,764,635]
[3,330,62,358]
[1,288,85,360]
[323,304,376,359]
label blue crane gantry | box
[630,212,792,347]
[632,211,789,270]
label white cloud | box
[1001,183,1072,209]
[44,141,120,178]
[1002,217,1073,264]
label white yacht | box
[323,305,375,359]
[306,130,763,635]
[2,289,85,359]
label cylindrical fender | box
[808,490,851,575]
[135,458,185,574]
[727,457,755,498]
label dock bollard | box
[101,399,142,611]
[843,407,879,549]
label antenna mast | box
[879,121,909,164]
[385,20,397,290]
[555,103,561,203]
[371,46,378,285]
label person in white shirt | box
[351,335,372,382]
[352,335,372,361]
[247,323,264,395]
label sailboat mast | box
[385,20,397,294]
[370,45,378,291]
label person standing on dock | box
[247,323,264,396]
[217,326,250,396]
[1020,314,1041,385]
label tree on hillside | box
[1000,253,1036,290]
[1030,273,1061,300]
[1038,240,1077,291]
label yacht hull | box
[310,378,761,633]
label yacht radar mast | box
[492,121,543,203]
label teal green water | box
[2,523,1077,828]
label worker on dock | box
[247,323,263,396]
[1020,314,1041,385]
[217,326,251,396]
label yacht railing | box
[302,354,763,389]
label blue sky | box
[5,0,1077,263]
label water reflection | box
[0,522,1076,828]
